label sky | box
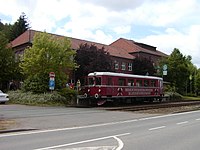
[1,0,200,68]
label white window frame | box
[128,63,132,71]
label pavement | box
[0,104,156,134]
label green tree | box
[20,32,76,93]
[0,32,16,90]
[159,48,191,94]
[0,13,29,42]
[196,69,200,95]
[75,43,112,82]
[0,20,4,31]
[132,57,156,75]
[0,22,13,41]
[11,12,29,41]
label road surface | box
[1,105,200,149]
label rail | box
[103,101,200,112]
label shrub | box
[58,88,77,105]
[22,74,49,93]
[8,90,69,106]
[165,92,183,101]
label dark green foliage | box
[0,13,29,42]
[159,48,194,95]
[132,57,156,75]
[0,13,28,90]
[58,88,77,105]
[22,73,49,93]
[75,43,112,81]
[0,32,16,90]
[11,13,29,41]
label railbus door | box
[106,77,114,97]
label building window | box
[115,62,119,70]
[121,62,126,70]
[128,63,132,71]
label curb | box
[0,128,37,134]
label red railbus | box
[79,72,164,105]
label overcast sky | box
[1,0,200,68]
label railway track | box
[103,101,200,112]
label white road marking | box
[139,110,200,121]
[34,133,130,150]
[0,120,136,138]
[149,126,166,131]
[1,110,200,138]
[196,118,200,121]
[55,146,117,150]
[176,121,188,125]
[113,136,124,150]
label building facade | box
[11,30,168,82]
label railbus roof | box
[88,72,163,80]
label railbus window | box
[144,80,149,87]
[128,79,134,86]
[95,77,101,85]
[150,80,156,87]
[118,78,126,86]
[88,78,94,86]
[136,79,142,87]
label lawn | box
[183,96,200,101]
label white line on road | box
[1,110,200,138]
[176,121,188,125]
[113,136,124,150]
[149,126,166,131]
[34,133,130,150]
[196,118,200,121]
[139,110,200,121]
[0,119,137,138]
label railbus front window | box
[95,77,101,85]
[88,78,94,86]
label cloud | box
[80,0,145,11]
[113,26,131,34]
[136,25,200,67]
[0,0,29,23]
[1,0,200,68]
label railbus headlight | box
[95,93,99,99]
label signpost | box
[49,72,55,91]
[163,64,168,76]
[76,79,81,105]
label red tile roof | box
[11,30,135,60]
[110,38,168,57]
[11,30,35,48]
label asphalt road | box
[1,105,200,150]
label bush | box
[8,90,70,106]
[58,88,77,105]
[22,74,49,93]
[165,92,183,101]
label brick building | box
[11,29,167,81]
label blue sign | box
[49,80,55,90]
